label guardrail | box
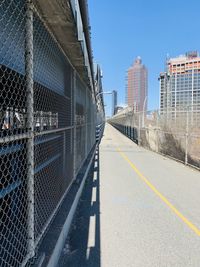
[109,106,200,170]
[0,1,104,266]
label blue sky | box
[88,0,200,116]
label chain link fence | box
[109,105,200,170]
[0,0,100,266]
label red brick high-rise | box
[126,57,148,112]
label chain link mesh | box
[0,1,29,266]
[75,76,95,174]
[109,106,200,169]
[0,0,97,266]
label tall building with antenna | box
[126,57,148,112]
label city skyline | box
[88,0,200,116]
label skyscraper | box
[159,51,200,112]
[112,90,117,115]
[126,57,148,112]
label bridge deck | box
[60,123,200,267]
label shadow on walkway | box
[58,149,101,267]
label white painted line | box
[92,187,97,203]
[86,215,96,260]
[93,171,98,181]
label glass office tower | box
[159,51,200,112]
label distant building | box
[126,57,148,112]
[112,90,117,115]
[114,106,124,114]
[159,72,170,112]
[159,51,200,112]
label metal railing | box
[109,105,200,170]
[0,1,104,266]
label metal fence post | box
[85,89,88,157]
[63,130,66,178]
[185,106,189,165]
[73,70,77,178]
[25,0,34,260]
[138,112,141,146]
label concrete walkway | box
[59,123,200,267]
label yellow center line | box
[116,147,200,237]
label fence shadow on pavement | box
[58,148,101,267]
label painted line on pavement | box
[117,147,200,237]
